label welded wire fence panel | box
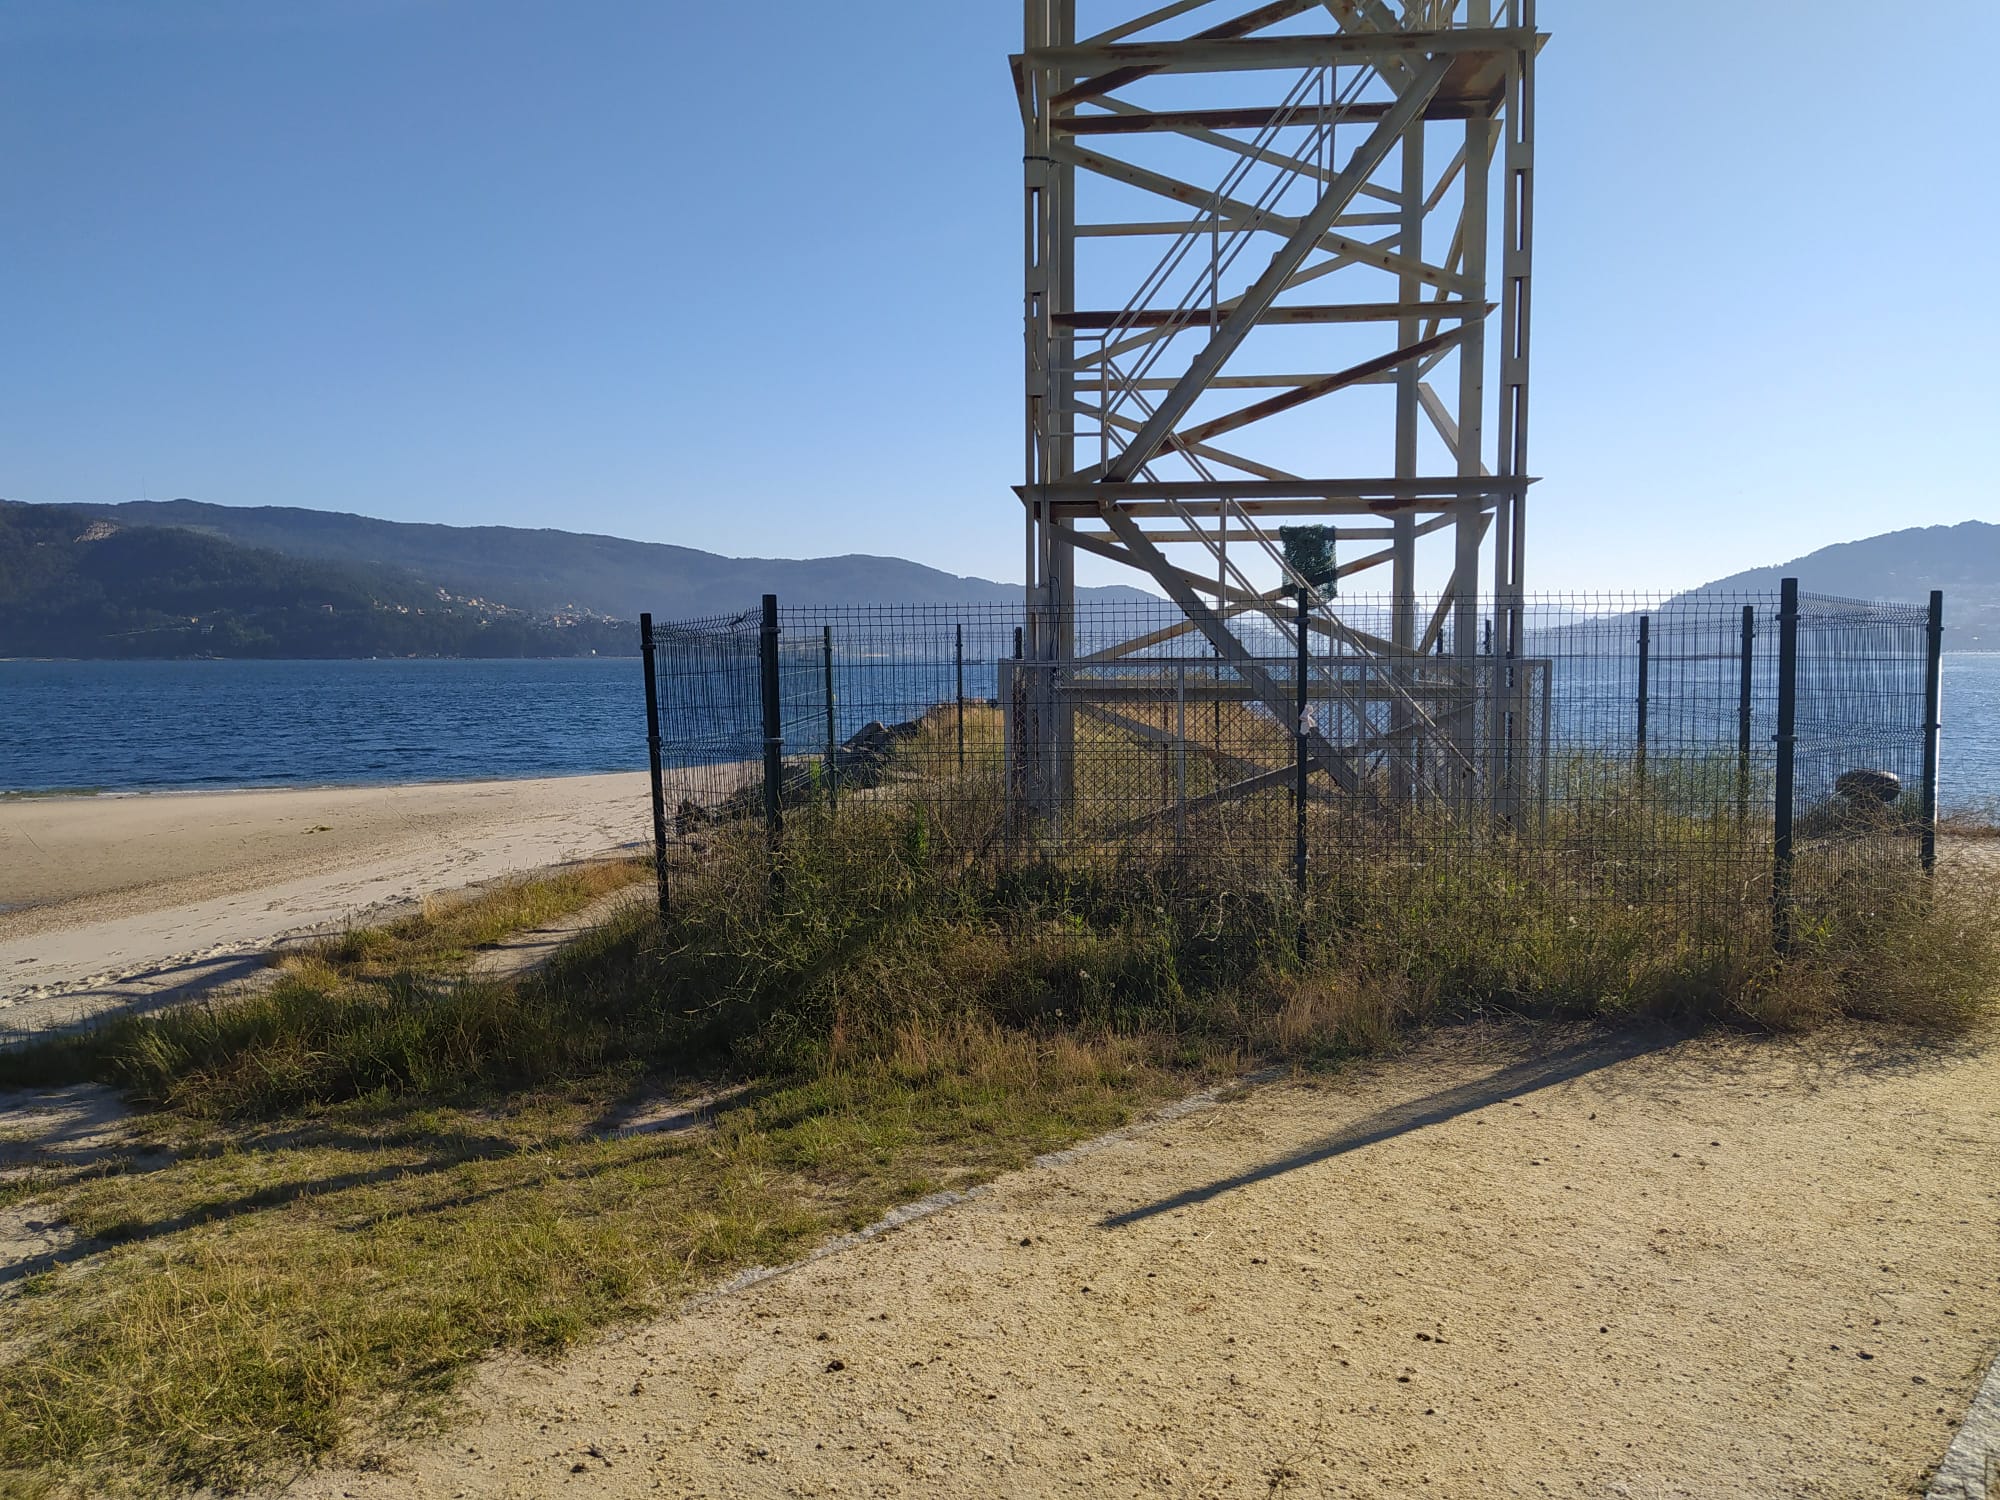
[1492,595,1780,952]
[648,610,763,832]
[1791,594,1931,895]
[774,606,1023,863]
[646,589,1940,955]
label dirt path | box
[284,1024,2000,1499]
[466,885,650,982]
[0,1083,151,1294]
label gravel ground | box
[285,1022,2000,1499]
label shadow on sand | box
[1101,1025,1686,1230]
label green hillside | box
[0,502,634,659]
[59,498,1155,618]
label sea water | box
[0,658,648,792]
[2,654,1998,806]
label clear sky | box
[4,0,1995,594]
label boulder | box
[1798,768,1912,837]
[1834,769,1902,805]
[829,720,902,788]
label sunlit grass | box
[1,728,1994,1497]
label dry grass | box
[300,857,646,980]
[0,866,1203,1498]
[1743,864,2000,1032]
[1938,800,2000,838]
[1,757,1995,1497]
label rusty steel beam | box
[1053,300,1485,330]
[1021,476,1526,504]
[1174,323,1473,448]
[1057,98,1496,133]
[1050,0,1326,110]
[1038,28,1530,102]
[1101,55,1450,483]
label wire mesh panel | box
[1791,594,1933,896]
[644,589,1942,958]
[648,610,764,833]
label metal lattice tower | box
[1016,0,1543,811]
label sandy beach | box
[0,773,654,1037]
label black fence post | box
[759,593,784,859]
[955,622,966,772]
[822,623,838,812]
[1921,589,1944,875]
[1294,586,1309,956]
[1213,642,1222,747]
[639,613,671,923]
[1773,578,1800,953]
[1635,613,1651,788]
[1737,604,1755,826]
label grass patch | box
[0,864,1206,1497]
[299,857,647,981]
[0,1026,1171,1497]
[1,771,1996,1496]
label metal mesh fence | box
[642,588,1944,955]
[644,610,765,834]
[1790,592,1938,903]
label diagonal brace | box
[1094,506,1363,792]
[1102,53,1453,483]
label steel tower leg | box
[1014,2,1545,824]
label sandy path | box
[286,1025,2000,1500]
[467,886,652,981]
[0,773,654,1036]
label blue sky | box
[4,0,1995,593]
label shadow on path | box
[1102,1025,1685,1230]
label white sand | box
[0,773,653,1037]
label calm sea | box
[1945,655,2000,806]
[3,654,1998,807]
[0,658,648,792]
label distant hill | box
[57,498,1154,619]
[1687,521,2000,647]
[0,502,633,659]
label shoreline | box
[1,763,652,803]
[0,655,644,664]
[0,770,661,1035]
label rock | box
[847,720,895,752]
[1835,769,1902,804]
[827,718,925,789]
[1798,768,1914,837]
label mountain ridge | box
[10,498,1997,656]
[1683,520,2000,645]
[0,501,631,659]
[54,498,1153,619]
